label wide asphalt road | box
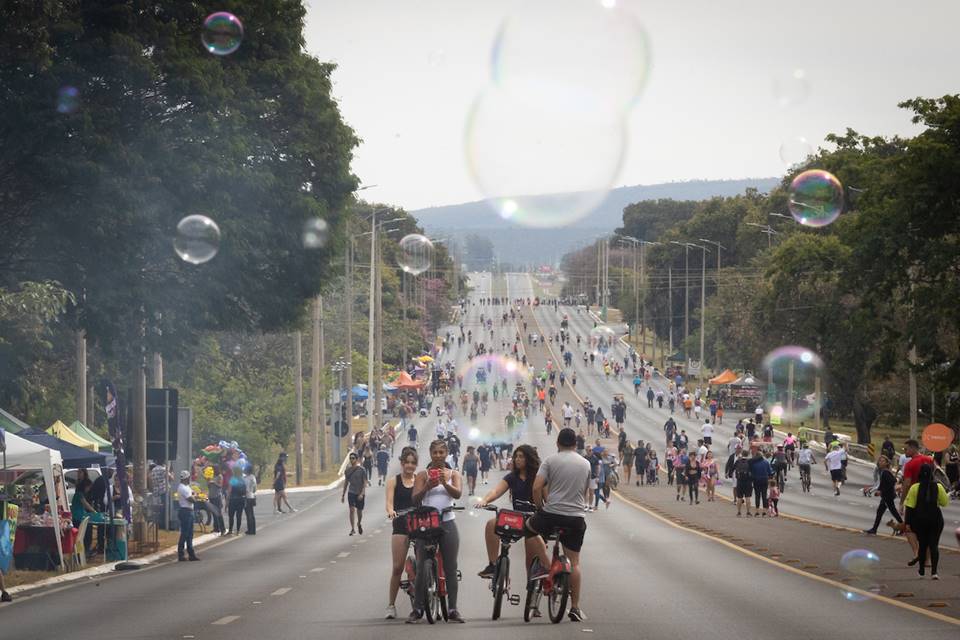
[520,272,960,546]
[0,272,955,638]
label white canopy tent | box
[2,431,67,570]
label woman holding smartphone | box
[409,439,464,623]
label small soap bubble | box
[773,68,809,108]
[779,137,813,166]
[302,218,329,249]
[202,12,244,56]
[398,234,434,275]
[56,86,80,114]
[174,215,220,265]
[788,169,844,227]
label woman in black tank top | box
[385,447,418,619]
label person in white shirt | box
[176,470,200,561]
[243,465,257,535]
[701,420,714,446]
[727,434,742,458]
[824,445,845,496]
[562,402,575,427]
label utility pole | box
[374,231,383,433]
[401,270,407,369]
[595,240,601,308]
[689,243,711,389]
[345,229,353,449]
[152,353,163,387]
[669,241,691,345]
[668,265,673,356]
[311,295,325,474]
[367,210,377,433]
[76,330,86,423]
[787,360,795,428]
[909,345,918,439]
[294,331,303,485]
[699,238,726,370]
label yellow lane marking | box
[613,490,960,627]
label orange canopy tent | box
[394,371,425,390]
[709,369,738,385]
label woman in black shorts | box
[462,446,479,496]
[385,447,418,620]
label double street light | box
[746,222,778,249]
[619,236,660,360]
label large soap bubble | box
[839,549,880,602]
[174,215,220,265]
[788,169,844,227]
[761,346,825,423]
[398,234,434,275]
[589,325,618,355]
[302,218,329,249]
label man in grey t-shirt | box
[524,428,591,622]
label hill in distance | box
[411,178,779,266]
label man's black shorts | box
[524,511,587,552]
[347,493,365,510]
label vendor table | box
[13,524,77,570]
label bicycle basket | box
[406,507,443,538]
[495,509,526,536]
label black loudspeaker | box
[146,388,179,462]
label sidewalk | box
[614,477,959,614]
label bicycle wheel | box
[423,558,437,624]
[547,572,569,623]
[438,566,448,622]
[492,556,509,620]
[523,581,542,623]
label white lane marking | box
[212,615,240,625]
[252,601,262,604]
[358,539,367,544]
[271,587,292,596]
[337,551,351,558]
[299,575,307,578]
[375,529,383,534]
[330,560,337,564]
[310,567,325,572]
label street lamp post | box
[669,241,691,345]
[687,243,711,390]
[699,238,726,371]
[746,222,777,249]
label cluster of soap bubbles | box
[56,86,80,114]
[839,549,881,602]
[398,234,434,275]
[202,12,244,56]
[465,0,650,228]
[761,346,825,423]
[589,325,617,355]
[174,214,221,265]
[302,218,329,249]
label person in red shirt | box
[899,439,933,562]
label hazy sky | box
[304,0,960,211]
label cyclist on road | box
[385,447,418,619]
[524,428,591,622]
[797,441,816,485]
[475,445,540,579]
[408,439,464,623]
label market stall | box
[69,420,113,453]
[0,432,70,571]
[727,373,765,413]
[47,420,99,452]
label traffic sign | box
[334,420,349,438]
[867,443,875,458]
[921,423,954,452]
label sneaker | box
[385,605,397,619]
[188,555,201,561]
[478,563,496,579]
[447,610,465,623]
[1,591,12,603]
[568,607,587,622]
[862,529,877,535]
[358,523,363,535]
[290,508,298,513]
[349,529,355,536]
[405,609,423,624]
[932,574,939,580]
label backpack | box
[734,459,752,481]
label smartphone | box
[429,468,440,483]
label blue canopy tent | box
[341,385,369,400]
[16,428,108,468]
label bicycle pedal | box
[509,594,521,605]
[456,570,462,581]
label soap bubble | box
[839,549,880,602]
[202,12,244,56]
[761,346,825,422]
[398,234,434,275]
[490,1,650,110]
[589,325,617,355]
[458,354,531,389]
[465,88,626,228]
[302,218,329,249]
[56,86,80,114]
[788,169,844,227]
[174,215,220,265]
[779,137,813,166]
[773,68,809,108]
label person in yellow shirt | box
[903,464,948,579]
